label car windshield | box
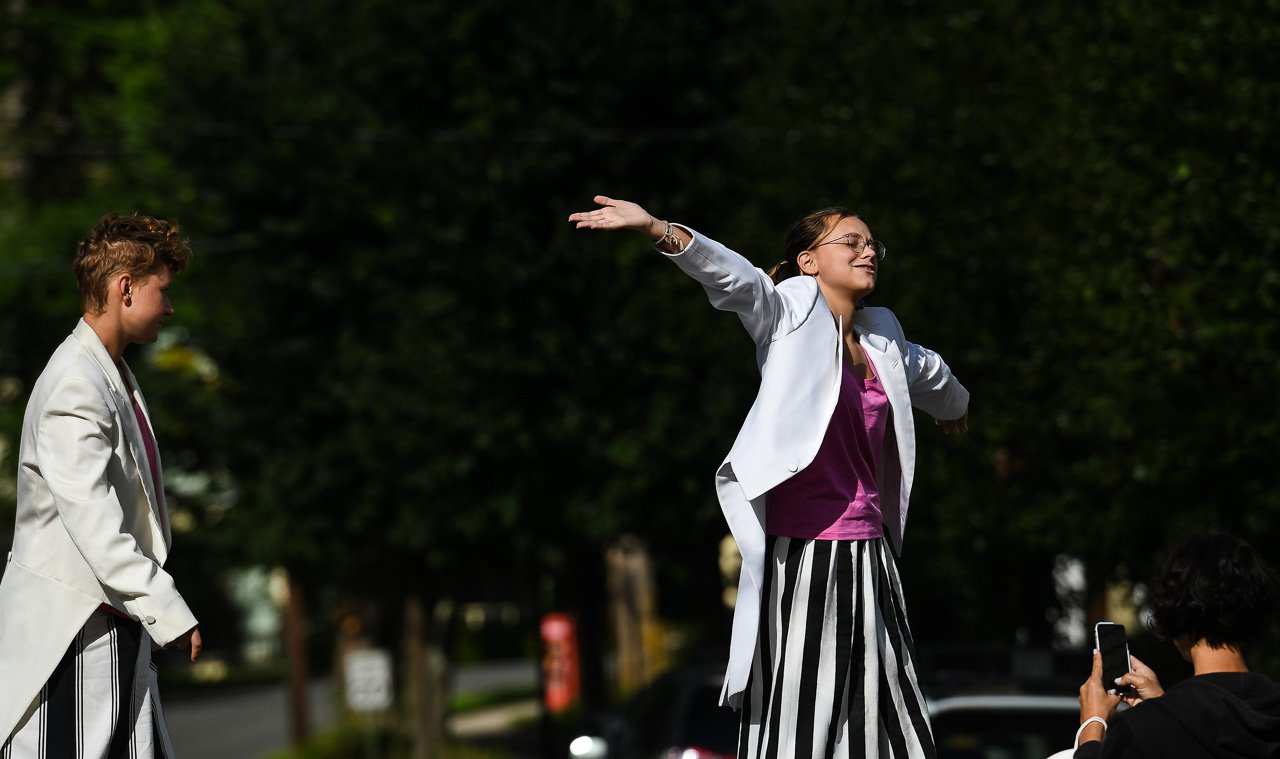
[932,708,1075,759]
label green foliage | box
[2,0,1279,659]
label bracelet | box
[654,220,686,254]
[1074,716,1107,748]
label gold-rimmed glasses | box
[815,233,887,262]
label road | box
[164,659,537,759]
[164,680,337,759]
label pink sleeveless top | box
[765,358,889,540]
[129,393,165,530]
[101,387,168,620]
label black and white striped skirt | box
[738,536,935,759]
[2,609,174,759]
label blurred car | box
[570,665,1080,759]
[570,663,736,759]
[929,693,1080,759]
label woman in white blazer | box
[571,196,969,759]
[0,213,201,757]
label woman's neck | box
[817,283,866,336]
[83,311,126,362]
[1190,641,1249,676]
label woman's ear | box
[796,250,816,276]
[114,272,133,305]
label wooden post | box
[285,571,311,747]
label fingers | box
[1118,659,1164,700]
[568,196,609,225]
[568,211,610,228]
[1078,652,1121,720]
[190,628,203,662]
[568,206,620,229]
[1129,654,1153,675]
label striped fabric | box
[738,537,935,759]
[2,610,174,759]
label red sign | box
[540,613,581,713]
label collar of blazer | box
[71,318,170,548]
[853,309,894,355]
[786,274,893,354]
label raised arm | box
[568,195,691,253]
[570,196,810,346]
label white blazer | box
[0,319,198,742]
[663,229,970,708]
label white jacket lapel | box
[71,320,169,550]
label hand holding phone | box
[1095,622,1133,696]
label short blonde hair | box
[75,213,191,314]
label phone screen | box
[1095,622,1132,695]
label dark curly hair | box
[74,212,190,315]
[1148,534,1280,649]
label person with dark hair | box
[1073,534,1280,757]
[570,196,969,759]
[0,213,200,757]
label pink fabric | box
[129,392,167,535]
[765,356,889,540]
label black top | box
[1076,672,1280,758]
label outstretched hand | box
[935,413,969,435]
[568,196,662,238]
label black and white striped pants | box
[2,610,174,759]
[738,536,935,759]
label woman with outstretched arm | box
[570,196,969,759]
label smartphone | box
[1095,621,1133,696]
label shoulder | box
[1170,672,1280,703]
[856,306,905,336]
[37,337,106,387]
[770,275,827,327]
[776,274,821,304]
[30,338,114,413]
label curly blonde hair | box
[74,213,191,315]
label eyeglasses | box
[815,233,887,262]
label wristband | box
[654,220,687,254]
[1074,716,1107,748]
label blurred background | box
[1,1,1278,757]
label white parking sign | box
[345,648,394,712]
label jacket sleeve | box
[36,376,197,646]
[661,227,807,347]
[884,310,970,421]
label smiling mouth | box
[854,264,876,273]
